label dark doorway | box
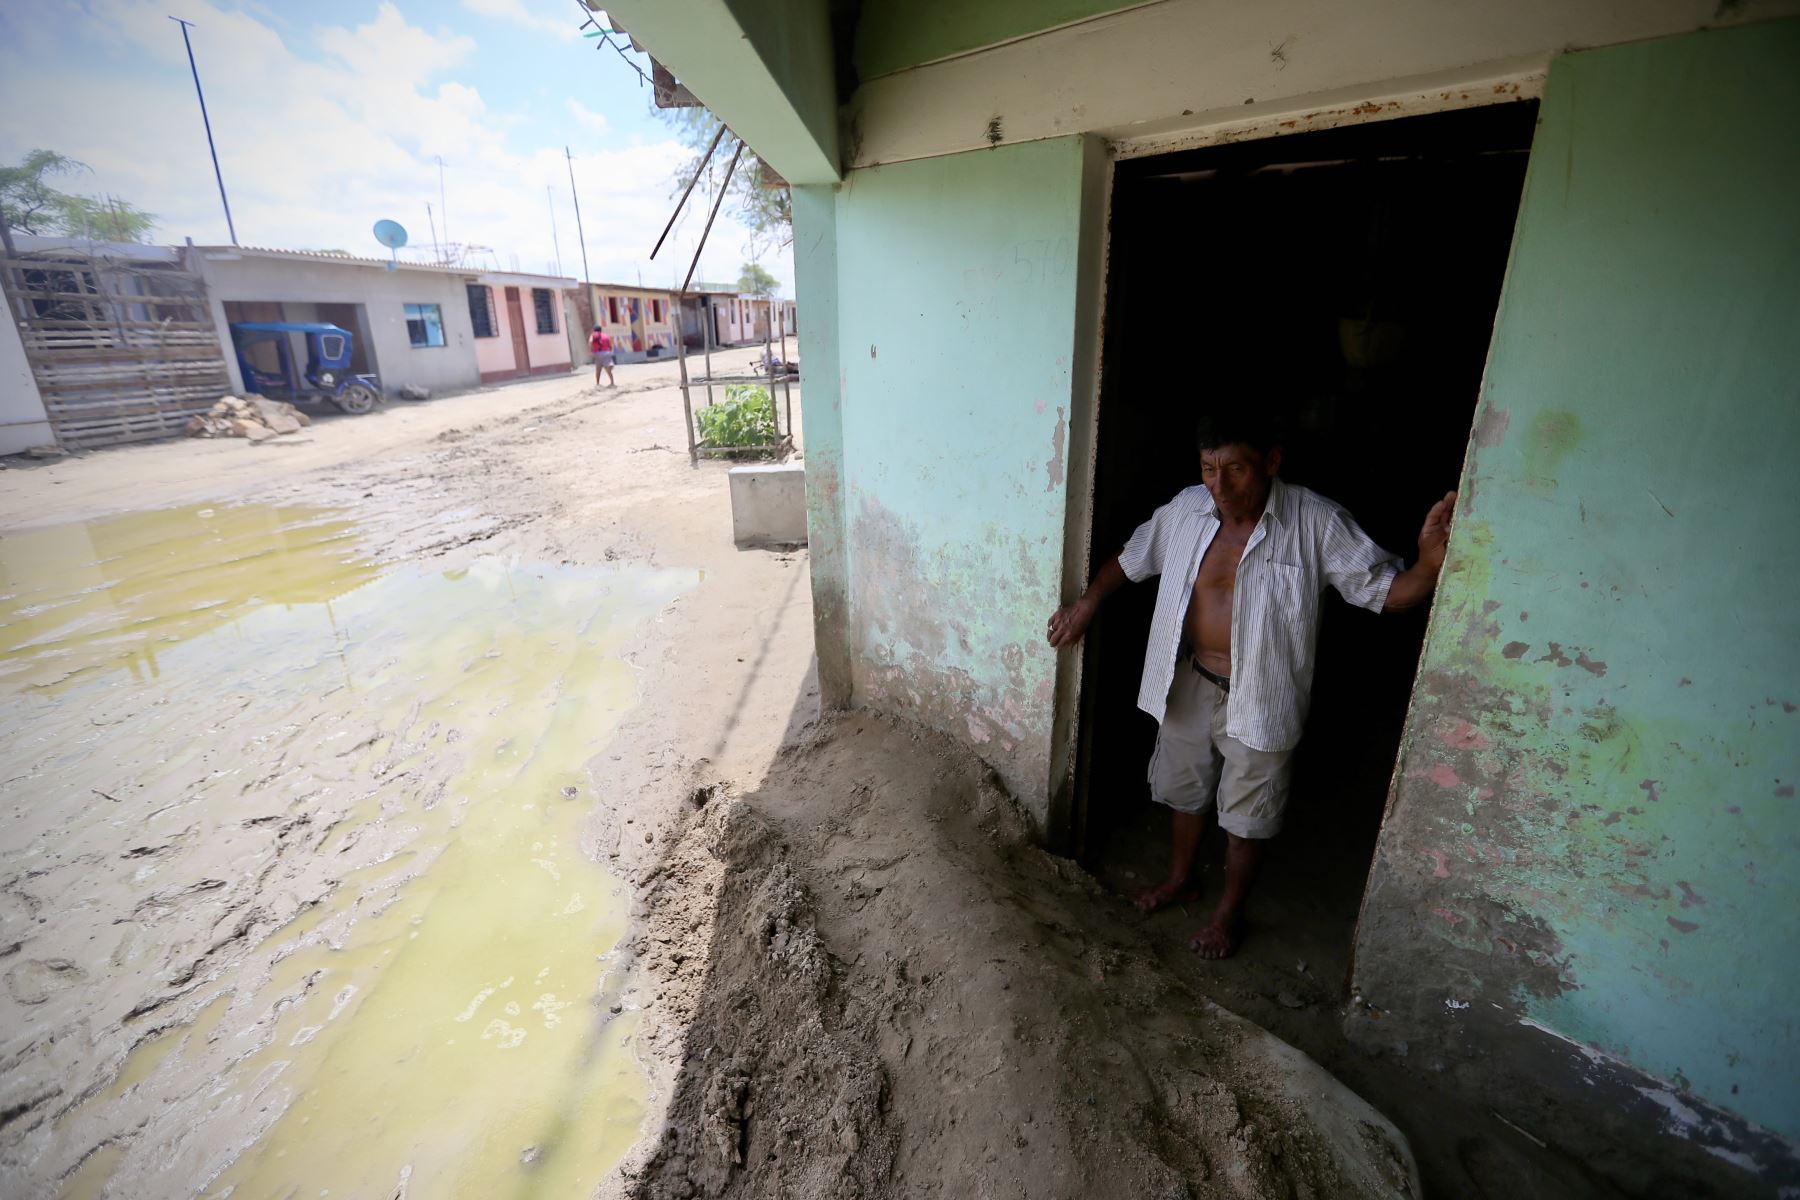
[1074,102,1537,983]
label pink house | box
[468,271,577,384]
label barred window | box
[532,288,557,335]
[467,285,495,338]
[466,285,496,338]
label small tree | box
[0,149,156,243]
[736,261,778,298]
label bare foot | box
[1189,917,1242,959]
[1133,880,1202,913]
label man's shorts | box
[596,352,617,367]
[1147,662,1293,839]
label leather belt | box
[1190,656,1231,693]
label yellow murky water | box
[0,504,379,693]
[0,505,689,1198]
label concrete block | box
[729,463,807,548]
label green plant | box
[697,384,777,448]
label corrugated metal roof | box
[194,245,482,274]
[479,270,581,289]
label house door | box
[1073,100,1537,979]
[505,287,531,373]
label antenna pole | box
[436,156,450,264]
[546,185,563,277]
[564,147,592,286]
[425,203,440,264]
[170,16,237,245]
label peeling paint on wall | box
[1352,23,1800,1181]
[827,137,1094,821]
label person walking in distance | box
[1046,407,1455,958]
[590,325,615,388]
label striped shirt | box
[1117,477,1402,752]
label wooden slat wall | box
[2,254,232,449]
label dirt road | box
[0,362,818,1196]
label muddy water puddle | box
[0,504,690,1197]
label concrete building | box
[689,286,765,347]
[193,246,481,398]
[588,282,679,363]
[194,246,576,397]
[469,271,579,383]
[603,2,1800,1192]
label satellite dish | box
[373,219,408,271]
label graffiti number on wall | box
[1011,238,1075,285]
[960,238,1078,295]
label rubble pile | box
[185,395,311,441]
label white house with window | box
[193,245,488,398]
[193,247,579,398]
[468,272,578,383]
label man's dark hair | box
[1195,407,1281,456]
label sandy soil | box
[602,711,1421,1200]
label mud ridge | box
[612,712,1420,1200]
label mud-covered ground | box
[0,360,820,1197]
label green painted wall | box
[854,0,1144,80]
[817,137,1100,821]
[1352,20,1800,1170]
[791,183,852,703]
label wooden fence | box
[1,251,232,449]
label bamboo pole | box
[676,296,697,467]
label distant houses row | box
[0,235,796,453]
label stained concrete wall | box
[795,136,1105,826]
[1349,21,1800,1186]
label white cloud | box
[0,1,791,294]
[460,0,580,42]
[565,99,611,136]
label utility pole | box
[436,156,450,263]
[564,147,592,286]
[546,185,563,277]
[170,16,237,246]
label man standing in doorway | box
[590,325,615,388]
[1046,408,1454,958]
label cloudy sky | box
[0,1,793,294]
